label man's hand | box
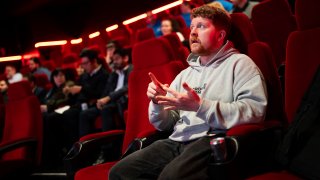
[40,105,48,113]
[69,85,82,95]
[156,82,202,112]
[96,96,111,110]
[146,72,169,104]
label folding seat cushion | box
[0,81,42,178]
[251,0,297,67]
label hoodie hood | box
[187,40,238,71]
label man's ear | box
[124,55,129,63]
[218,30,226,42]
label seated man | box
[79,48,133,137]
[28,57,52,81]
[5,65,23,84]
[109,5,267,179]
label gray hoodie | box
[149,41,267,142]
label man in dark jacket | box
[79,48,132,137]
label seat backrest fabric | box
[123,38,185,152]
[135,28,156,43]
[230,13,285,122]
[1,81,43,164]
[251,0,297,67]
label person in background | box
[5,65,23,84]
[54,48,109,149]
[230,0,258,19]
[79,48,132,137]
[0,79,8,103]
[41,68,75,167]
[79,48,133,164]
[180,1,194,27]
[28,57,52,81]
[161,18,185,42]
[23,73,47,104]
[109,5,267,179]
[40,68,70,113]
[146,11,162,37]
[105,40,121,71]
[208,1,227,11]
[204,0,233,12]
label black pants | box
[78,103,118,138]
[109,136,212,180]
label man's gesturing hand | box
[156,82,202,112]
[146,72,169,104]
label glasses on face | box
[80,61,90,66]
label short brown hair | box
[191,5,231,38]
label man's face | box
[5,66,15,79]
[0,80,8,92]
[189,17,222,56]
[161,20,173,36]
[80,57,93,73]
[28,60,38,71]
[112,54,128,70]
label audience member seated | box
[146,11,162,37]
[28,57,52,81]
[231,0,259,19]
[4,65,23,84]
[23,73,47,104]
[105,40,121,71]
[45,48,109,151]
[207,1,226,10]
[180,1,195,27]
[40,68,71,114]
[0,79,8,103]
[79,48,132,138]
[41,68,74,167]
[79,48,133,165]
[161,18,185,42]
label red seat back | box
[285,0,320,123]
[123,38,186,152]
[251,0,297,67]
[135,27,156,43]
[0,81,43,176]
[230,13,285,123]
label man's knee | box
[108,160,127,180]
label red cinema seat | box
[207,13,285,179]
[135,27,155,43]
[251,0,297,67]
[0,81,42,179]
[248,0,320,179]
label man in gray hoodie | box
[109,5,267,180]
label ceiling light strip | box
[152,0,183,14]
[0,55,22,62]
[35,40,67,48]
